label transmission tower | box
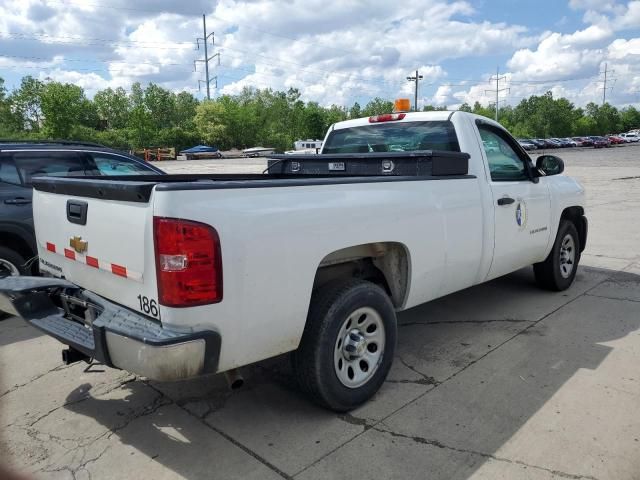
[194,14,220,99]
[485,67,509,121]
[598,63,616,105]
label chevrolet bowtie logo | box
[69,236,88,254]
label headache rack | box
[265,150,470,177]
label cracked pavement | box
[2,146,640,479]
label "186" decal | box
[137,294,159,317]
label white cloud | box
[0,0,637,109]
[569,0,617,10]
[507,32,606,81]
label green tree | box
[349,102,362,119]
[144,83,176,129]
[472,101,495,119]
[362,97,394,116]
[325,105,347,126]
[127,82,155,147]
[40,81,86,138]
[302,102,326,140]
[174,91,199,129]
[9,76,45,132]
[509,92,576,137]
[94,87,131,129]
[0,77,20,135]
[194,100,229,148]
[585,102,620,135]
[620,106,640,132]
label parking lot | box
[1,145,639,480]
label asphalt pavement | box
[1,145,639,479]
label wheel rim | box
[0,258,20,278]
[559,234,575,279]
[334,306,385,389]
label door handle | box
[497,197,515,206]
[4,198,32,205]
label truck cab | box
[320,107,586,284]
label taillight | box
[368,113,406,123]
[153,217,222,307]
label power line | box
[0,53,193,67]
[37,0,365,61]
[0,31,407,90]
[0,32,194,50]
[0,56,399,99]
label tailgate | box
[33,182,159,319]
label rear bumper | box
[0,276,221,381]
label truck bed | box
[32,150,472,202]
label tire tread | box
[292,279,395,411]
[534,220,580,291]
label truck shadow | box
[0,316,44,348]
[62,265,640,479]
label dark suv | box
[0,141,164,277]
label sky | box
[0,0,639,110]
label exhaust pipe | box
[224,368,244,390]
[62,347,90,365]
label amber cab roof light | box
[394,98,411,113]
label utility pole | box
[406,70,423,111]
[485,67,509,122]
[603,63,607,105]
[194,14,220,99]
[599,63,616,105]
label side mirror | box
[536,155,564,176]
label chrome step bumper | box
[0,276,221,381]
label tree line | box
[1,75,639,153]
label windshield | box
[322,121,460,154]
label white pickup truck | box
[0,110,587,411]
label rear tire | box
[292,279,397,412]
[0,247,27,278]
[0,247,28,319]
[534,220,580,291]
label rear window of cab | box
[322,121,460,154]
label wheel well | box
[0,231,37,273]
[561,206,587,252]
[313,242,410,309]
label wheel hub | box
[559,234,575,279]
[334,306,386,389]
[343,330,366,359]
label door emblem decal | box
[69,236,88,254]
[515,201,527,229]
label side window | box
[12,151,97,185]
[478,125,528,181]
[0,156,22,186]
[91,153,151,176]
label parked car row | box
[517,132,640,150]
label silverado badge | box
[70,236,88,254]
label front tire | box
[292,279,397,412]
[534,220,580,291]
